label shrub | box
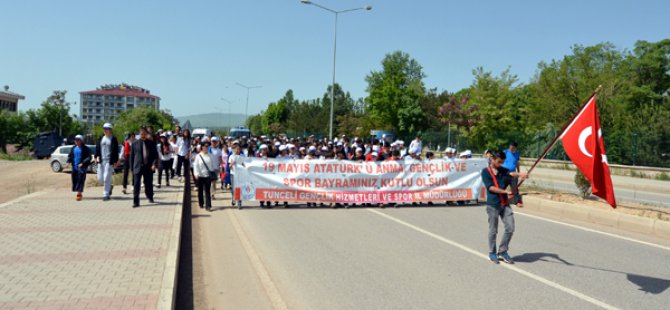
[574,171,592,199]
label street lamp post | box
[300,0,372,140]
[236,83,262,121]
[220,97,235,129]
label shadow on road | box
[515,252,670,295]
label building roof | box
[80,84,160,99]
[0,88,25,100]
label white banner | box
[233,158,487,203]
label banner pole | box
[515,85,602,190]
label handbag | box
[199,154,218,181]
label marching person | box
[503,142,523,207]
[209,136,222,200]
[66,135,92,201]
[228,142,244,209]
[94,123,120,201]
[408,134,423,158]
[194,140,214,211]
[176,129,192,182]
[122,132,135,194]
[130,127,159,208]
[481,150,528,264]
[157,134,173,188]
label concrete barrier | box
[523,196,667,238]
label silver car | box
[49,145,98,174]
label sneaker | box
[498,251,514,264]
[157,184,161,189]
[132,204,139,208]
[489,252,499,264]
[122,188,127,194]
[148,198,155,204]
[103,196,110,201]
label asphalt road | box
[525,167,670,207]
[190,198,670,310]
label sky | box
[2,0,668,118]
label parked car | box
[50,144,124,174]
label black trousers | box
[71,169,87,192]
[122,160,131,188]
[176,155,186,177]
[196,177,212,208]
[133,166,154,205]
[158,160,171,185]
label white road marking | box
[0,191,47,208]
[368,208,619,310]
[515,211,670,252]
[228,209,289,310]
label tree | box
[92,106,175,140]
[365,51,428,137]
[465,67,523,151]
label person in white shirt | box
[157,134,174,188]
[228,142,245,208]
[176,129,192,182]
[408,134,423,157]
[193,141,214,211]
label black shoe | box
[206,206,211,211]
[284,202,289,208]
[199,205,204,209]
[132,204,139,208]
[122,188,127,194]
[149,199,155,204]
[157,185,161,189]
[103,196,111,201]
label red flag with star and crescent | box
[559,95,616,208]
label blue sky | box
[2,0,668,118]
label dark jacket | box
[129,138,158,174]
[94,135,120,164]
[67,145,92,169]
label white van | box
[192,128,210,140]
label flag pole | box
[515,85,602,190]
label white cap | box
[202,136,210,143]
[372,145,380,152]
[321,146,328,151]
[371,152,378,157]
[288,143,295,149]
[232,140,239,145]
[103,123,113,129]
[464,150,472,156]
[260,144,268,150]
[279,145,287,151]
[211,136,219,142]
[355,147,363,153]
[337,142,343,146]
[274,141,281,146]
[334,138,338,143]
[299,146,306,151]
[308,146,317,152]
[391,142,397,147]
[74,134,83,140]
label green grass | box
[656,172,670,181]
[0,152,33,161]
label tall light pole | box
[300,0,372,140]
[220,97,235,129]
[236,82,262,121]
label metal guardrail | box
[518,157,670,173]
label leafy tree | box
[92,106,175,140]
[365,51,427,137]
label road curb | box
[523,196,668,238]
[157,188,184,310]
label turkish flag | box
[560,95,617,208]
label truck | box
[230,127,251,139]
[33,131,62,159]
